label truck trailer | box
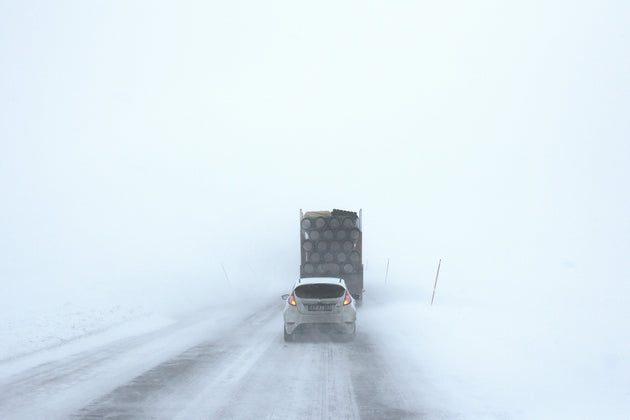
[299,209,364,302]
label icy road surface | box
[0,300,424,420]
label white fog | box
[1,1,629,418]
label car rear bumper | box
[288,322,355,336]
[284,308,356,335]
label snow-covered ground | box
[1,270,627,419]
[0,302,168,362]
[361,276,630,419]
[0,276,224,378]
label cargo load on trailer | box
[299,209,364,302]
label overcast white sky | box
[1,1,628,310]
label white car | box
[283,277,356,342]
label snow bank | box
[0,302,170,362]
[0,269,284,365]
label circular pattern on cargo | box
[309,252,321,263]
[302,240,314,251]
[303,263,315,274]
[301,218,312,230]
[316,241,328,252]
[323,252,334,262]
[326,263,341,275]
[323,230,334,240]
[342,217,355,229]
[308,230,321,240]
[328,217,341,229]
[335,230,347,240]
[315,217,327,229]
[349,228,360,241]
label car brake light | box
[288,291,297,306]
[343,291,352,305]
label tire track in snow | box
[3,299,429,419]
[74,303,280,419]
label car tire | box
[284,327,293,342]
[347,324,356,341]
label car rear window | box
[294,284,345,299]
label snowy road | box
[0,300,424,419]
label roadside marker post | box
[431,259,441,306]
[221,263,231,283]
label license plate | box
[308,304,333,312]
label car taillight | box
[343,291,352,305]
[288,291,297,306]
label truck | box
[299,208,364,303]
